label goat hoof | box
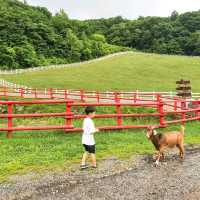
[154,160,160,167]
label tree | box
[14,43,39,68]
[90,34,106,43]
[185,31,200,55]
[167,39,183,54]
[0,46,17,69]
[171,10,179,21]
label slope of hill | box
[1,52,200,92]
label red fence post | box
[20,88,24,98]
[3,87,7,97]
[182,110,186,125]
[115,92,122,126]
[134,90,138,103]
[133,92,136,103]
[114,92,118,103]
[181,99,186,110]
[174,97,177,111]
[96,91,100,103]
[64,90,68,99]
[194,101,199,117]
[157,94,165,126]
[65,101,73,129]
[34,88,37,99]
[7,103,13,138]
[49,88,53,99]
[181,99,186,125]
[80,90,84,102]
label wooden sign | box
[176,79,191,98]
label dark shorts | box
[83,144,95,154]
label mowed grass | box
[0,121,200,182]
[1,52,200,92]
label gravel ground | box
[1,145,200,200]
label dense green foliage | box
[1,0,200,70]
[0,0,128,69]
[85,11,200,56]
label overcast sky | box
[25,0,200,20]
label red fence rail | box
[0,86,179,103]
[1,86,197,114]
[0,95,200,138]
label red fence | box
[0,95,200,138]
[0,86,178,103]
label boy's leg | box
[90,153,97,167]
[81,151,88,166]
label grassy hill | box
[1,52,200,92]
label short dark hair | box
[85,106,96,115]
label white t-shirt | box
[82,117,96,145]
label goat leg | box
[155,148,164,165]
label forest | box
[0,0,200,69]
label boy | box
[81,106,99,169]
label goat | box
[146,126,185,165]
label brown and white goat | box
[146,126,185,165]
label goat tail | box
[180,125,185,135]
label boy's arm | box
[92,121,99,133]
[95,128,99,132]
[90,121,99,133]
[83,119,98,134]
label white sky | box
[25,0,200,20]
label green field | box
[1,52,200,92]
[1,122,200,182]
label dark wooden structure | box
[176,79,191,98]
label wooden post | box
[182,110,186,125]
[20,88,24,98]
[181,99,186,110]
[115,92,122,126]
[64,90,68,99]
[49,88,53,99]
[34,88,37,99]
[157,94,165,126]
[96,91,100,103]
[7,104,13,138]
[134,90,138,103]
[194,101,199,118]
[65,102,73,129]
[174,97,177,111]
[180,99,186,125]
[80,90,84,102]
[3,87,7,97]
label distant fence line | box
[0,51,134,75]
[1,51,198,75]
[0,79,30,92]
[0,79,176,100]
[1,79,200,104]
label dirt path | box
[1,145,200,200]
